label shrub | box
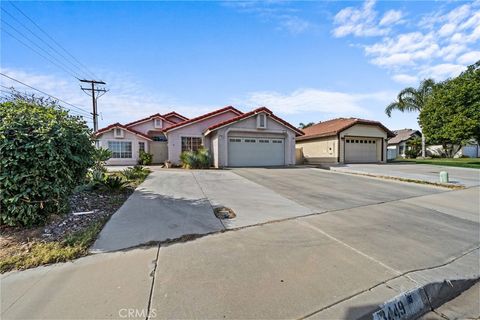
[122,165,149,180]
[103,176,127,191]
[92,147,112,172]
[0,96,95,226]
[138,151,153,165]
[180,147,211,169]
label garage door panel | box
[228,137,284,167]
[345,137,378,163]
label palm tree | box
[385,79,435,157]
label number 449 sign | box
[373,288,427,320]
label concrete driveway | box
[329,163,480,187]
[2,168,479,319]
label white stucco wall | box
[339,124,388,163]
[211,114,297,167]
[166,110,240,165]
[97,129,150,165]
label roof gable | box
[388,129,421,144]
[297,118,394,141]
[162,111,189,122]
[205,107,304,136]
[95,123,153,141]
[163,106,243,132]
[124,113,174,128]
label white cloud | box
[278,15,311,34]
[421,64,466,80]
[339,1,480,82]
[392,74,418,84]
[457,51,480,65]
[380,10,403,26]
[241,88,393,117]
[333,0,394,37]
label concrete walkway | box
[92,169,312,252]
[329,163,480,187]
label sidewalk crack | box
[145,244,161,320]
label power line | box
[1,7,92,80]
[8,1,100,80]
[1,20,83,79]
[0,73,93,118]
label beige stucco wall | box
[211,114,297,167]
[296,136,338,164]
[97,129,150,166]
[166,110,239,165]
[339,124,388,163]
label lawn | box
[392,158,480,169]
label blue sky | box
[1,1,479,130]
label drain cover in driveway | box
[214,207,236,219]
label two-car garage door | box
[345,137,378,163]
[228,137,284,167]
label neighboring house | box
[387,129,422,160]
[95,106,303,167]
[296,118,394,164]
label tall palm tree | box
[385,79,435,157]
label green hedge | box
[0,97,95,226]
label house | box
[94,106,303,167]
[387,129,422,159]
[296,118,395,164]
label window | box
[244,139,256,143]
[272,140,283,144]
[181,137,202,152]
[108,141,132,158]
[229,138,241,142]
[139,142,145,153]
[257,114,267,129]
[259,139,269,143]
[346,139,350,143]
[114,128,124,138]
[154,118,162,128]
[372,140,376,144]
[355,140,359,143]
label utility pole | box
[80,79,107,132]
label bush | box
[92,147,112,172]
[0,96,95,226]
[122,165,150,180]
[103,176,127,191]
[138,151,153,165]
[180,147,211,169]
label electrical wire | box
[8,1,100,80]
[1,20,83,79]
[1,7,92,80]
[0,73,93,118]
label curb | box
[359,278,479,320]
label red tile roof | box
[206,107,304,136]
[297,118,394,141]
[95,123,153,140]
[125,113,174,128]
[163,106,243,132]
[162,111,189,122]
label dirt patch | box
[214,207,236,219]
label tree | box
[0,94,96,226]
[405,137,422,158]
[299,122,315,129]
[385,79,435,157]
[419,61,480,157]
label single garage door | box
[345,137,378,163]
[228,137,285,166]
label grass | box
[0,220,106,273]
[392,157,480,169]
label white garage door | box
[228,137,285,167]
[345,137,378,163]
